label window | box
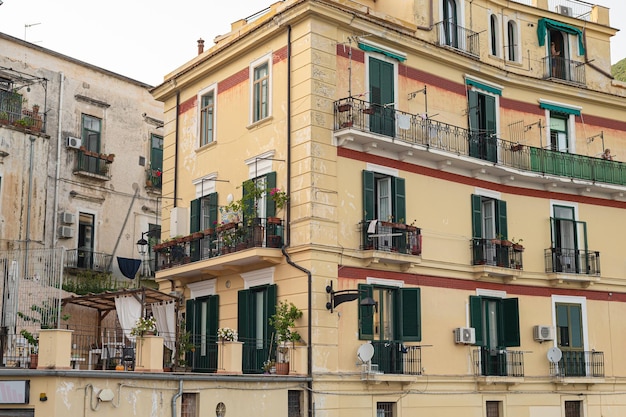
[148,134,163,188]
[565,400,582,417]
[363,169,406,251]
[288,391,302,417]
[77,212,95,269]
[190,192,218,261]
[368,56,396,137]
[80,114,103,175]
[242,172,277,221]
[468,87,498,163]
[181,393,198,417]
[549,113,569,152]
[377,402,395,417]
[471,194,508,266]
[199,88,215,146]
[238,284,276,373]
[489,14,499,57]
[507,20,517,61]
[251,55,271,123]
[185,295,219,372]
[443,0,459,47]
[486,401,502,417]
[359,284,421,342]
[470,295,520,376]
[550,204,590,274]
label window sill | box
[196,140,217,153]
[246,115,274,130]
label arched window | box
[443,0,458,47]
[507,20,517,62]
[490,14,498,56]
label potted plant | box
[217,327,238,342]
[0,111,8,124]
[269,300,303,375]
[18,299,70,329]
[130,316,157,337]
[20,329,38,369]
[268,187,289,224]
[512,238,524,252]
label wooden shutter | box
[469,295,484,346]
[358,284,374,340]
[399,287,421,342]
[265,284,277,341]
[238,289,251,339]
[363,170,375,221]
[265,171,277,218]
[208,192,218,227]
[392,177,406,224]
[468,90,480,158]
[471,194,483,238]
[207,295,219,343]
[190,198,201,261]
[501,298,520,347]
[496,199,508,239]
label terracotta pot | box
[267,216,281,225]
[29,354,38,369]
[275,361,289,375]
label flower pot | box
[275,361,289,375]
[268,235,282,248]
[29,354,38,369]
[337,104,352,112]
[362,107,375,115]
[341,121,353,128]
[513,244,524,252]
[267,216,281,225]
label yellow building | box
[149,1,626,417]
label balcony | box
[75,148,114,179]
[154,217,285,274]
[473,347,524,378]
[146,167,162,190]
[550,350,604,378]
[358,220,422,270]
[472,238,524,269]
[65,248,112,272]
[370,341,422,376]
[0,90,46,133]
[544,247,600,275]
[435,20,480,58]
[542,55,586,85]
[333,98,626,188]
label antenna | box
[24,23,41,42]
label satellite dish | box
[547,346,562,363]
[357,343,375,363]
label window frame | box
[197,83,217,147]
[489,13,500,57]
[506,19,519,62]
[249,53,272,124]
[470,294,520,348]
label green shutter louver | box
[497,200,508,239]
[208,192,218,228]
[469,296,484,346]
[190,198,201,261]
[392,177,406,224]
[501,298,520,347]
[471,195,482,239]
[399,287,421,342]
[265,284,277,341]
[359,284,374,340]
[265,171,277,218]
[363,171,375,221]
[238,289,251,340]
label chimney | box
[197,38,205,55]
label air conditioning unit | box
[66,136,82,149]
[533,325,555,342]
[58,226,74,239]
[556,5,572,17]
[60,212,75,224]
[454,327,476,344]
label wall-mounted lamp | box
[325,281,377,313]
[136,231,149,256]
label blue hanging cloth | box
[117,257,141,279]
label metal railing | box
[0,90,46,133]
[544,247,600,275]
[154,217,285,271]
[333,97,626,186]
[370,341,422,375]
[435,20,480,58]
[471,239,524,269]
[65,248,113,272]
[473,347,524,377]
[146,167,162,189]
[550,350,604,377]
[360,221,422,255]
[542,55,586,85]
[76,150,111,177]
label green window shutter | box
[150,134,163,171]
[496,199,508,239]
[265,284,278,340]
[363,170,375,221]
[358,284,374,340]
[238,289,251,339]
[392,177,406,223]
[208,192,218,227]
[569,304,583,348]
[208,295,220,342]
[469,296,484,346]
[186,299,197,334]
[471,194,483,238]
[265,171,277,218]
[500,298,520,347]
[484,94,496,135]
[399,287,421,342]
[190,199,201,233]
[468,90,480,158]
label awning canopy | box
[540,101,581,116]
[62,287,177,314]
[537,18,585,56]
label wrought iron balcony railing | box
[76,150,112,177]
[146,167,162,189]
[435,20,480,58]
[371,341,422,375]
[360,220,422,255]
[334,97,626,186]
[544,247,600,275]
[550,350,604,378]
[471,238,524,269]
[473,347,524,377]
[542,55,586,85]
[65,248,112,272]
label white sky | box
[0,0,624,86]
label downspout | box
[171,379,183,417]
[284,24,313,417]
[24,135,36,274]
[417,0,434,31]
[52,72,64,248]
[174,92,180,208]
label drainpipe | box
[171,379,183,417]
[284,24,313,417]
[52,72,64,248]
[417,0,434,31]
[24,135,36,274]
[174,92,180,208]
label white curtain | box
[151,301,176,358]
[115,295,142,342]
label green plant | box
[269,301,303,346]
[269,187,289,213]
[20,329,38,353]
[0,111,8,121]
[511,237,523,245]
[18,299,70,329]
[130,316,157,336]
[217,327,238,341]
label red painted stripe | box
[219,68,249,93]
[336,43,365,62]
[178,96,196,115]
